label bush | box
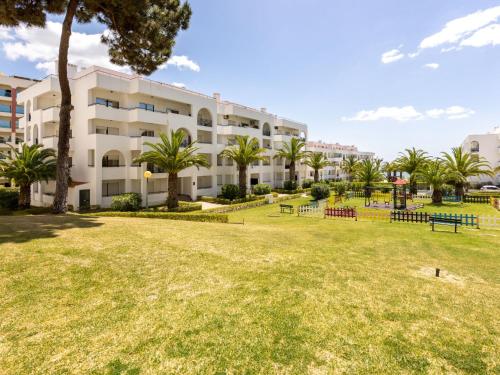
[252,183,271,195]
[331,182,347,196]
[221,184,240,200]
[110,193,142,211]
[89,211,228,223]
[283,180,298,191]
[310,183,331,200]
[442,184,455,197]
[301,179,313,189]
[169,201,202,212]
[0,188,19,210]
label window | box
[141,130,155,137]
[16,105,24,114]
[470,141,479,152]
[148,179,168,193]
[102,181,122,197]
[0,103,11,113]
[217,154,223,166]
[95,97,119,108]
[0,119,10,129]
[217,175,223,186]
[263,156,271,166]
[197,176,212,189]
[88,150,95,167]
[147,162,165,173]
[102,155,120,167]
[139,102,155,111]
[96,127,119,135]
[0,89,12,97]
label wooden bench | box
[280,204,294,214]
[429,216,462,233]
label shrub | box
[301,179,313,189]
[331,182,347,196]
[110,193,142,211]
[442,184,455,197]
[310,183,331,200]
[88,211,228,223]
[253,183,271,195]
[0,188,19,210]
[221,184,240,200]
[283,180,298,191]
[169,201,202,212]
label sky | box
[0,0,499,160]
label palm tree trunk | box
[52,0,78,214]
[289,161,296,184]
[432,189,443,204]
[238,165,247,198]
[410,176,418,195]
[18,183,31,209]
[314,169,319,183]
[167,172,179,209]
[455,183,464,197]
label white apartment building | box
[18,64,308,210]
[0,74,37,186]
[461,126,500,185]
[305,140,375,181]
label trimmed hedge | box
[311,183,331,200]
[283,180,298,191]
[0,188,19,210]
[204,193,303,213]
[252,183,271,195]
[168,201,202,212]
[111,193,142,211]
[87,211,228,223]
[200,195,264,205]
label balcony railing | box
[102,160,123,167]
[470,148,479,152]
[197,119,212,127]
[89,102,192,116]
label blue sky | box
[1,0,499,160]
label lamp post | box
[144,170,152,209]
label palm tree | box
[0,144,56,209]
[304,152,331,182]
[220,135,265,198]
[441,147,492,197]
[341,154,359,182]
[133,130,209,209]
[355,158,384,197]
[416,159,449,204]
[274,137,309,185]
[394,148,429,194]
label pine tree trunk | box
[238,165,247,198]
[289,161,296,184]
[432,189,443,204]
[167,173,178,209]
[314,169,319,183]
[52,0,78,214]
[18,183,31,209]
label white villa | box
[305,140,375,181]
[461,126,500,186]
[0,74,37,186]
[17,64,308,210]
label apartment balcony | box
[167,112,195,129]
[129,135,160,150]
[102,166,127,180]
[128,107,168,125]
[41,136,74,150]
[41,106,60,123]
[217,124,260,137]
[88,103,129,122]
[273,134,293,143]
[128,166,143,180]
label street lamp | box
[144,170,152,209]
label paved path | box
[201,201,225,210]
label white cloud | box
[0,27,14,40]
[460,23,500,47]
[1,21,200,75]
[163,55,200,72]
[343,105,475,122]
[423,63,439,70]
[381,48,405,64]
[171,82,186,88]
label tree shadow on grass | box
[0,214,104,245]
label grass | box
[0,200,499,374]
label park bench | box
[429,216,462,233]
[280,204,294,214]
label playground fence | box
[324,207,357,220]
[463,195,490,204]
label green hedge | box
[168,201,202,212]
[110,193,142,211]
[311,183,331,200]
[204,193,303,213]
[221,184,240,200]
[0,188,19,210]
[200,195,264,205]
[252,183,272,195]
[87,211,228,223]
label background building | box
[0,73,37,186]
[461,126,500,186]
[305,140,375,181]
[18,64,307,209]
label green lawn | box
[0,201,499,374]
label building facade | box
[461,126,500,186]
[0,74,37,186]
[305,140,375,181]
[18,65,308,209]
